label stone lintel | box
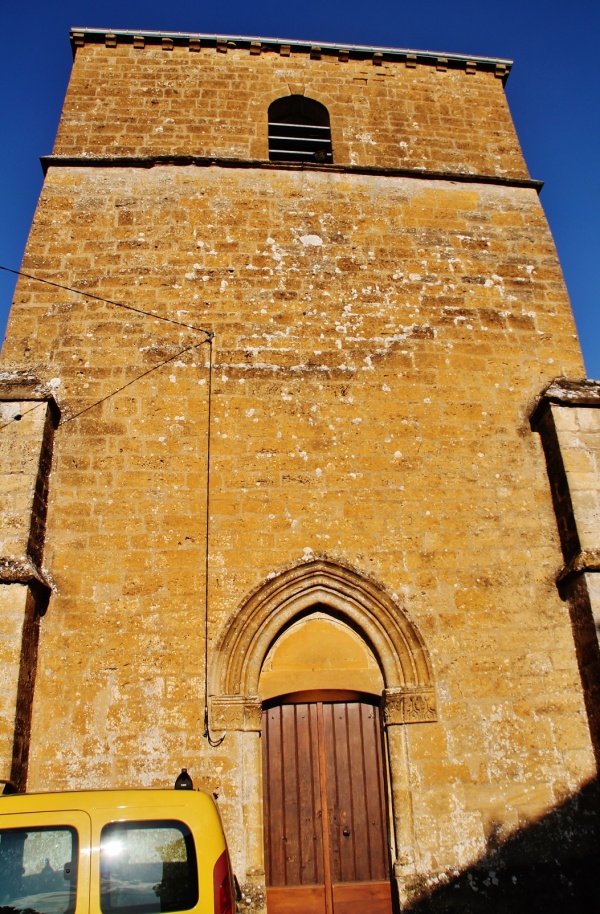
[210,695,262,732]
[212,689,439,727]
[382,687,437,725]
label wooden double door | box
[262,693,394,914]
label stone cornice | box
[70,29,513,80]
[0,372,61,423]
[531,378,600,426]
[558,549,600,586]
[41,155,542,192]
[0,558,52,610]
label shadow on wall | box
[404,776,600,913]
[404,567,600,914]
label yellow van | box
[0,782,235,914]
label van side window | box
[0,826,78,914]
[268,96,333,163]
[100,820,198,914]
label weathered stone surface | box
[551,404,600,555]
[0,397,58,565]
[0,33,597,912]
[383,687,437,724]
[0,585,28,780]
[210,695,262,731]
[52,40,528,178]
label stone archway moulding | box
[210,558,436,730]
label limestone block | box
[0,584,27,780]
[550,403,600,553]
[585,571,600,631]
[0,402,47,559]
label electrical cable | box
[0,265,213,338]
[0,401,46,432]
[202,338,225,747]
[60,340,209,425]
[0,264,223,745]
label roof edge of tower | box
[69,27,513,78]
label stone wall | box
[532,381,600,770]
[0,377,58,787]
[53,37,527,178]
[0,33,596,910]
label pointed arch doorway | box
[210,559,437,911]
[262,690,393,914]
[258,609,393,914]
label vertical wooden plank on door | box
[311,702,326,887]
[317,702,335,914]
[361,701,389,881]
[263,704,285,885]
[264,700,328,914]
[324,701,353,883]
[296,702,325,885]
[347,700,372,882]
[281,703,301,884]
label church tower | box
[0,29,598,912]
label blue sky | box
[1,1,598,376]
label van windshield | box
[0,826,78,914]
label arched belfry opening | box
[268,95,333,163]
